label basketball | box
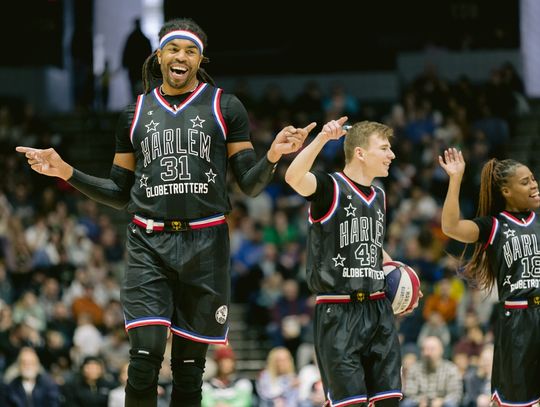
[383,261,421,315]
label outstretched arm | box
[16,147,135,210]
[285,117,347,196]
[439,148,479,243]
[228,122,316,197]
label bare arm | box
[439,148,479,243]
[285,117,347,197]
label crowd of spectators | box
[0,60,528,405]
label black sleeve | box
[229,149,277,197]
[472,216,494,244]
[306,170,335,220]
[115,103,136,153]
[220,94,251,144]
[68,164,134,210]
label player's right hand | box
[438,148,465,178]
[320,116,348,141]
[15,146,73,180]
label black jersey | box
[127,83,231,219]
[483,211,540,301]
[306,172,387,294]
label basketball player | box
[16,18,313,407]
[439,148,540,407]
[285,118,404,406]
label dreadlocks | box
[142,18,214,94]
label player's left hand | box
[268,122,317,160]
[399,289,423,317]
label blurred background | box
[0,0,538,405]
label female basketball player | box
[440,147,540,406]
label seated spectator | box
[417,311,451,352]
[72,312,103,365]
[5,346,60,406]
[256,347,299,407]
[402,336,462,407]
[422,278,458,325]
[12,291,46,333]
[267,279,311,358]
[401,350,419,389]
[462,344,493,407]
[297,347,320,405]
[99,327,129,378]
[452,326,484,360]
[37,329,72,384]
[201,345,253,407]
[62,355,115,406]
[107,362,128,407]
[299,379,325,407]
[71,283,104,326]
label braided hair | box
[463,158,522,290]
[142,18,215,94]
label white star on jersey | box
[140,174,149,188]
[332,254,346,267]
[205,169,217,183]
[503,229,516,239]
[145,120,159,133]
[191,116,205,128]
[377,209,385,222]
[344,203,357,217]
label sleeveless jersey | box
[484,211,540,301]
[127,83,230,219]
[306,172,387,294]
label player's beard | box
[165,75,188,90]
[164,68,196,92]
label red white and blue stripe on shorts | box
[124,317,228,345]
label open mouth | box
[170,66,187,80]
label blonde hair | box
[343,121,393,164]
[266,346,295,379]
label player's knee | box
[170,358,205,405]
[126,348,163,394]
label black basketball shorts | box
[492,304,540,406]
[121,221,230,345]
[314,298,402,405]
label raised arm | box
[284,117,347,197]
[16,146,135,210]
[227,122,316,197]
[438,148,479,243]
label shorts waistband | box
[133,213,226,233]
[504,295,540,309]
[316,291,386,304]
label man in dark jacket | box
[6,346,61,407]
